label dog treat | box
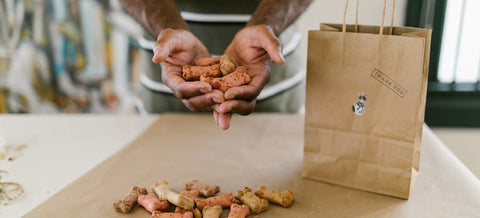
[193,208,202,218]
[255,186,294,207]
[194,57,220,66]
[138,194,170,213]
[174,207,202,218]
[202,205,223,218]
[200,74,215,84]
[219,55,235,76]
[151,211,193,218]
[210,66,251,92]
[113,186,148,213]
[185,180,220,197]
[182,64,221,81]
[227,203,250,218]
[195,193,235,210]
[180,190,200,202]
[234,187,268,214]
[152,181,194,210]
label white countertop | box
[0,115,157,218]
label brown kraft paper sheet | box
[24,114,480,217]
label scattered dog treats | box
[185,180,220,197]
[114,180,294,216]
[195,193,235,210]
[202,205,223,218]
[152,181,194,211]
[0,170,24,206]
[255,186,294,207]
[138,194,170,213]
[182,64,221,81]
[235,187,269,214]
[113,186,148,213]
[194,57,220,66]
[0,143,28,161]
[180,190,200,202]
[151,210,193,218]
[227,203,250,218]
[210,66,251,92]
[219,55,235,76]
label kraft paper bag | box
[302,1,431,199]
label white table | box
[1,115,480,217]
[0,115,156,218]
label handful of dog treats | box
[183,55,251,92]
[113,180,294,218]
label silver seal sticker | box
[352,93,367,115]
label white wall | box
[298,0,407,30]
[297,0,408,51]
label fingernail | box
[214,104,221,112]
[225,93,235,100]
[220,105,231,114]
[219,117,225,129]
[213,96,223,103]
[200,86,212,93]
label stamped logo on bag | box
[371,68,408,98]
[352,93,367,115]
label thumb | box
[259,27,285,65]
[152,42,172,64]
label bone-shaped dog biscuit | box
[182,64,221,81]
[113,186,147,213]
[185,180,220,197]
[255,186,294,207]
[194,57,220,66]
[138,194,170,212]
[219,55,235,76]
[234,187,268,214]
[202,205,222,218]
[227,203,250,218]
[194,193,235,210]
[152,181,194,210]
[180,190,200,202]
[151,211,193,218]
[174,207,202,218]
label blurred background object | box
[0,0,146,114]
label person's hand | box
[152,28,224,111]
[213,24,285,129]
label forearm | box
[120,0,188,37]
[247,0,312,35]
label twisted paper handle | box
[343,0,396,35]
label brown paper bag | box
[302,0,431,199]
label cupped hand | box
[213,24,285,130]
[152,28,224,111]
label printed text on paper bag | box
[371,68,408,98]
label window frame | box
[406,0,480,127]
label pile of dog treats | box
[113,180,294,218]
[183,55,251,92]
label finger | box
[258,26,285,65]
[181,90,224,111]
[218,113,232,130]
[213,110,219,125]
[152,42,173,64]
[224,71,270,100]
[172,81,213,99]
[215,99,256,115]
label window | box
[407,0,480,127]
[438,0,480,83]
